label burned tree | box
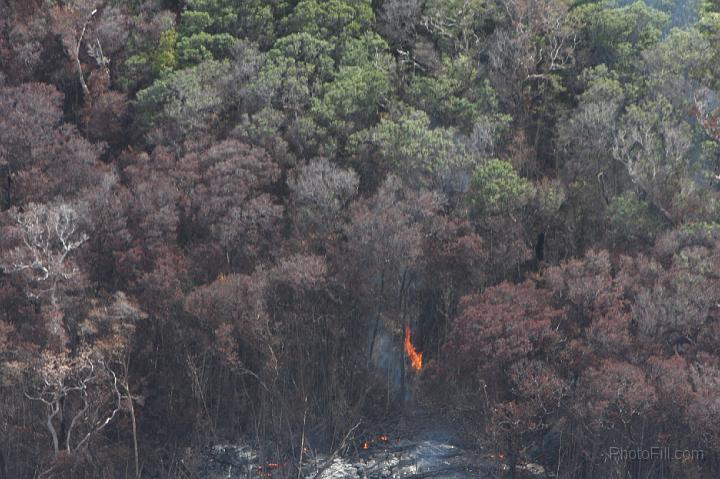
[1,203,87,346]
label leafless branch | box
[75,8,98,97]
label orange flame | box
[256,463,283,477]
[404,324,423,372]
[362,441,370,450]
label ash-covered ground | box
[199,438,546,479]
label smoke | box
[368,322,404,389]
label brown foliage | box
[451,281,563,371]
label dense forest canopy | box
[1,0,720,477]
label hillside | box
[1,0,720,478]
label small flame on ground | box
[256,463,284,477]
[256,468,272,478]
[361,434,393,450]
[404,324,423,372]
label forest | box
[1,0,720,477]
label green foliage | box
[564,22,717,245]
[470,159,532,215]
[615,97,694,200]
[699,139,720,178]
[558,65,625,187]
[259,33,335,112]
[338,31,393,68]
[577,1,670,71]
[421,0,492,54]
[348,108,474,189]
[283,0,374,41]
[179,11,213,36]
[120,54,152,92]
[640,27,713,110]
[177,32,237,67]
[135,60,232,143]
[311,65,392,137]
[184,0,274,36]
[578,65,625,104]
[699,4,720,87]
[291,115,336,158]
[645,27,711,78]
[644,0,701,26]
[117,15,179,90]
[532,179,567,226]
[9,0,720,477]
[607,191,661,244]
[185,0,241,30]
[231,107,295,166]
[408,55,501,133]
[178,0,276,57]
[655,221,720,260]
[677,221,720,240]
[152,29,179,74]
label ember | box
[256,462,284,477]
[404,324,423,372]
[256,467,272,478]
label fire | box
[404,324,423,372]
[256,463,283,477]
[256,468,272,478]
[361,435,391,450]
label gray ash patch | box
[199,439,544,478]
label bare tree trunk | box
[128,389,140,478]
[311,422,361,479]
[122,359,140,479]
[47,401,60,457]
[75,9,98,99]
[367,270,385,367]
[399,269,409,408]
[297,399,308,479]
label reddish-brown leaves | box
[451,281,563,369]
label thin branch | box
[311,421,362,479]
[75,8,98,97]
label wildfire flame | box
[404,324,423,372]
[361,434,392,451]
[256,463,283,477]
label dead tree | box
[25,356,123,461]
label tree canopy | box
[1,0,720,477]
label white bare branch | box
[1,202,88,306]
